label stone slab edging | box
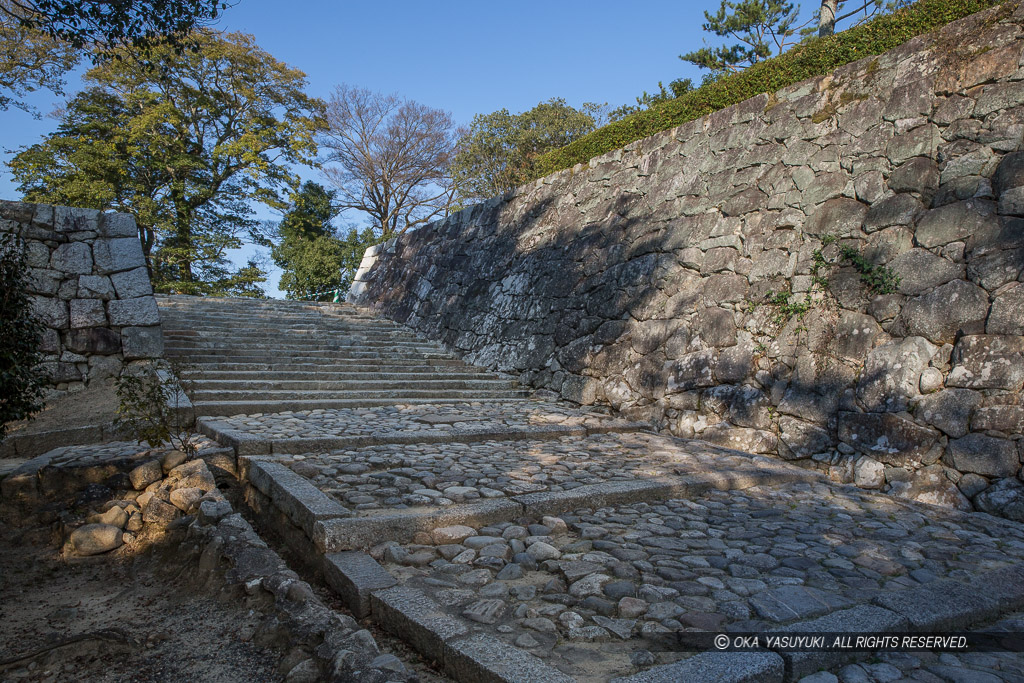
[323,551,398,618]
[197,417,650,456]
[0,423,120,460]
[370,585,572,683]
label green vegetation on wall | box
[530,0,1002,180]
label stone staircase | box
[156,295,532,416]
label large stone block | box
[121,326,163,359]
[900,279,989,344]
[915,199,996,248]
[29,295,68,329]
[913,388,980,438]
[664,349,716,392]
[92,237,145,274]
[77,275,114,300]
[110,267,153,299]
[974,478,1024,522]
[53,206,100,233]
[107,297,160,327]
[888,249,963,296]
[99,212,138,238]
[69,298,106,329]
[947,433,1019,478]
[946,334,1024,391]
[804,197,868,237]
[889,157,938,198]
[988,282,1024,335]
[49,242,92,275]
[778,415,833,459]
[66,327,121,355]
[837,411,939,467]
[857,337,934,412]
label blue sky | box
[0,0,823,297]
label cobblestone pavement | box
[203,399,634,441]
[373,480,1024,681]
[816,614,1024,683]
[272,431,787,514]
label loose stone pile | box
[374,481,1024,680]
[272,431,797,514]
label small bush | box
[530,0,1002,179]
[115,362,196,454]
[0,233,48,440]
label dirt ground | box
[0,524,282,682]
[4,382,120,440]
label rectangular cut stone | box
[446,635,574,683]
[93,237,145,274]
[99,212,138,238]
[777,605,909,678]
[610,652,784,683]
[314,499,522,552]
[246,459,349,538]
[323,551,397,618]
[871,577,1002,630]
[108,297,160,326]
[110,267,153,299]
[370,586,468,662]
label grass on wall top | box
[529,0,1006,180]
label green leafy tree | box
[0,1,78,114]
[9,30,325,297]
[1,0,229,50]
[262,182,369,301]
[681,0,805,75]
[1,0,232,114]
[610,78,695,122]
[0,233,48,440]
[452,98,604,206]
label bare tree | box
[320,85,459,240]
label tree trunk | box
[819,0,839,36]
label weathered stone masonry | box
[351,5,1024,518]
[1,200,163,390]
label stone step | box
[163,338,440,349]
[162,328,424,338]
[164,349,456,361]
[177,360,474,372]
[191,388,533,401]
[160,317,404,328]
[187,368,498,380]
[193,397,533,416]
[190,379,521,391]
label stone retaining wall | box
[350,4,1024,517]
[1,200,163,389]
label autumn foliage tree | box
[9,30,325,297]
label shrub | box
[530,0,1002,179]
[115,362,197,454]
[0,233,48,440]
